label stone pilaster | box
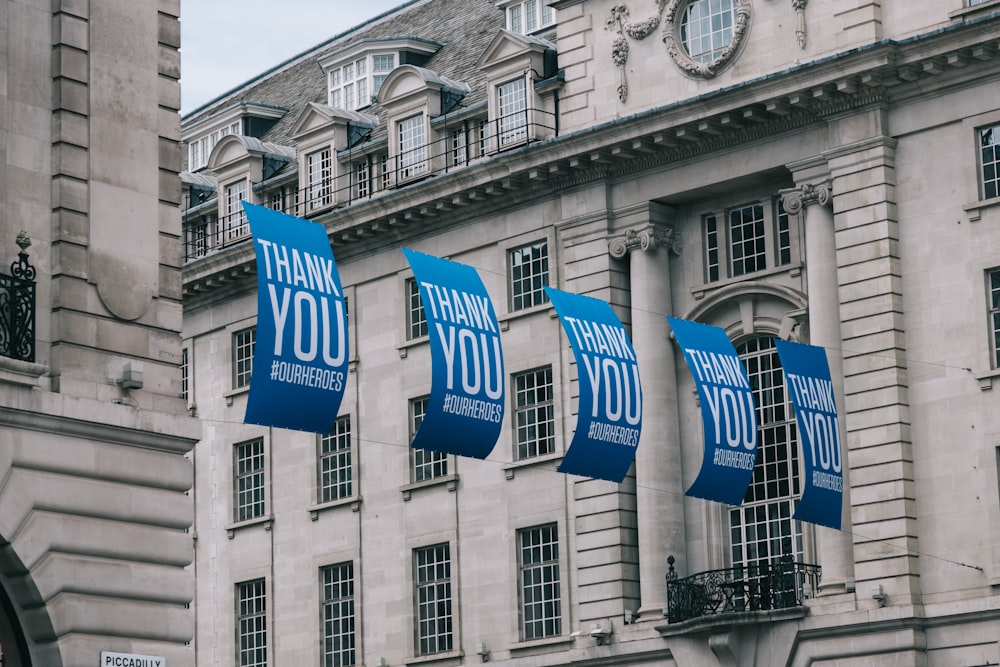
[609,208,684,618]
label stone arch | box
[683,280,808,342]
[0,539,60,667]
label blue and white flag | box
[403,248,504,459]
[546,287,642,483]
[668,317,758,505]
[244,202,349,433]
[774,339,844,530]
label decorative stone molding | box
[663,0,752,79]
[780,181,832,214]
[792,0,808,49]
[605,1,668,102]
[608,225,681,259]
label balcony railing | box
[182,108,558,263]
[0,233,36,362]
[665,554,821,624]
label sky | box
[179,0,409,116]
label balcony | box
[665,554,821,624]
[0,233,36,363]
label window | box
[372,54,396,96]
[407,278,428,339]
[478,119,491,157]
[188,121,241,171]
[981,124,999,200]
[414,544,453,655]
[729,337,803,573]
[307,148,334,210]
[267,189,284,212]
[234,438,266,522]
[319,416,353,503]
[681,0,736,63]
[969,0,990,5]
[398,115,427,180]
[329,57,373,110]
[379,154,391,191]
[987,268,1000,367]
[703,197,794,283]
[411,396,448,481]
[504,0,555,34]
[519,524,561,640]
[233,326,256,389]
[224,180,249,242]
[514,367,555,460]
[186,215,212,259]
[321,562,356,667]
[180,347,189,401]
[237,579,268,667]
[355,161,370,199]
[450,128,467,168]
[510,240,549,311]
[497,78,528,147]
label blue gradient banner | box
[774,339,844,530]
[244,202,348,433]
[403,248,504,459]
[546,287,642,483]
[668,317,758,505]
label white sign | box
[100,652,165,667]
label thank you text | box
[668,317,758,505]
[244,203,348,433]
[403,249,504,459]
[775,339,844,530]
[548,288,642,483]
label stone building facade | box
[181,0,1000,665]
[0,1,199,665]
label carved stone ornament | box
[663,0,752,80]
[780,181,832,215]
[792,0,808,49]
[608,226,682,259]
[605,1,668,102]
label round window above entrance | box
[664,0,751,78]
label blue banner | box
[774,339,844,530]
[244,202,349,433]
[403,248,504,459]
[546,288,642,483]
[667,317,758,505]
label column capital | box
[780,181,832,215]
[608,225,681,260]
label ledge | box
[691,263,803,301]
[498,302,556,331]
[404,649,464,666]
[398,335,429,359]
[310,496,362,520]
[963,195,1000,222]
[949,0,1000,20]
[973,368,1000,390]
[223,385,250,406]
[502,452,564,479]
[508,634,574,654]
[0,356,49,389]
[654,605,807,636]
[401,473,459,500]
[226,515,273,539]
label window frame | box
[234,437,267,523]
[413,543,454,656]
[701,195,798,284]
[320,562,356,667]
[318,415,353,504]
[503,0,556,34]
[509,239,550,312]
[410,396,448,482]
[513,366,556,460]
[236,578,268,667]
[224,179,249,242]
[680,0,737,64]
[518,523,562,640]
[306,147,334,211]
[406,278,429,340]
[497,76,530,148]
[397,113,428,181]
[979,123,1000,201]
[232,325,256,390]
[986,268,1000,368]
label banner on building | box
[243,202,349,433]
[774,339,845,530]
[546,287,642,483]
[667,317,758,505]
[403,248,504,459]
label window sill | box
[498,302,557,330]
[949,0,1000,20]
[226,515,273,539]
[404,649,464,666]
[401,473,459,501]
[0,356,49,389]
[691,262,803,300]
[963,195,1000,222]
[310,496,362,520]
[224,385,249,406]
[508,634,574,654]
[973,368,1000,391]
[398,335,429,359]
[502,452,564,479]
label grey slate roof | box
[183,0,503,153]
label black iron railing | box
[0,233,36,362]
[665,554,821,623]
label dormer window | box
[321,39,440,111]
[398,114,427,180]
[189,121,241,171]
[497,77,528,147]
[502,0,555,35]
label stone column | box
[609,213,685,618]
[781,181,855,592]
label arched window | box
[729,337,803,571]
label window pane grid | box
[514,367,555,459]
[356,161,370,199]
[180,347,189,400]
[399,115,427,178]
[776,198,792,266]
[681,0,736,63]
[520,524,561,640]
[308,148,333,209]
[408,278,428,339]
[415,544,453,655]
[729,203,767,276]
[982,125,999,200]
[235,438,266,522]
[237,579,267,667]
[233,326,256,388]
[989,269,1000,367]
[730,338,803,572]
[321,563,356,667]
[411,397,447,481]
[225,180,249,240]
[319,416,352,503]
[498,79,528,146]
[704,214,720,282]
[510,241,549,311]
